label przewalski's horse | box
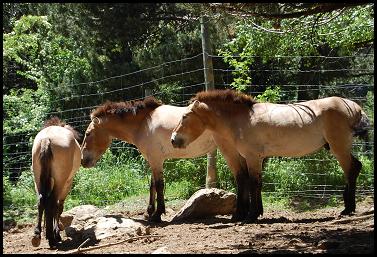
[171,89,370,222]
[31,117,81,248]
[80,97,217,222]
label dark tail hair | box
[353,111,370,141]
[39,138,56,245]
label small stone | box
[152,246,170,254]
[317,240,340,250]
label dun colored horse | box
[81,97,217,222]
[31,117,81,248]
[171,89,370,222]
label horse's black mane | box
[190,89,258,108]
[91,96,162,118]
[43,116,81,141]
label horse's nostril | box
[171,138,175,144]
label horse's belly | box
[254,129,326,157]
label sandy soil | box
[3,197,374,254]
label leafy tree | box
[217,4,373,100]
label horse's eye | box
[85,132,91,137]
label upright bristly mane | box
[91,96,162,119]
[191,89,257,108]
[42,116,81,141]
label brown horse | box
[80,97,217,222]
[171,89,370,222]
[31,117,81,248]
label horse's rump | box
[32,119,81,247]
[352,111,370,140]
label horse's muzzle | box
[171,132,185,148]
[81,156,95,168]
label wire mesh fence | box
[3,51,374,212]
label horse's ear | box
[92,116,101,125]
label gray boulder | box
[171,188,236,222]
[62,205,146,241]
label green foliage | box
[3,170,36,218]
[3,15,93,97]
[66,149,149,210]
[3,88,49,134]
[255,86,281,103]
[218,5,373,99]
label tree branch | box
[207,3,370,20]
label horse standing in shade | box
[171,89,370,221]
[80,97,217,222]
[31,117,81,248]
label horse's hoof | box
[231,213,246,222]
[340,209,355,216]
[245,213,259,223]
[55,232,62,242]
[148,214,162,223]
[48,241,57,249]
[31,235,41,247]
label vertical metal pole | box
[201,16,217,188]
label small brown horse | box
[171,89,370,221]
[81,97,217,222]
[31,117,81,248]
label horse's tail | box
[352,110,370,141]
[39,138,56,244]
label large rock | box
[62,205,146,241]
[171,188,236,222]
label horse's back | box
[241,96,364,157]
[32,126,81,199]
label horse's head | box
[81,115,112,168]
[171,100,207,148]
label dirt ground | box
[3,197,374,254]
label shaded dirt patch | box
[3,198,374,254]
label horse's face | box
[171,100,206,148]
[81,116,112,168]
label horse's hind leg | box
[32,194,43,247]
[54,200,64,242]
[331,148,362,215]
[341,154,362,215]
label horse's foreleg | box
[148,163,165,223]
[147,177,156,217]
[246,158,263,222]
[149,178,165,222]
[232,167,249,221]
[231,155,250,221]
[215,142,249,222]
[32,194,43,247]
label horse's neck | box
[104,111,150,144]
[203,102,247,132]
